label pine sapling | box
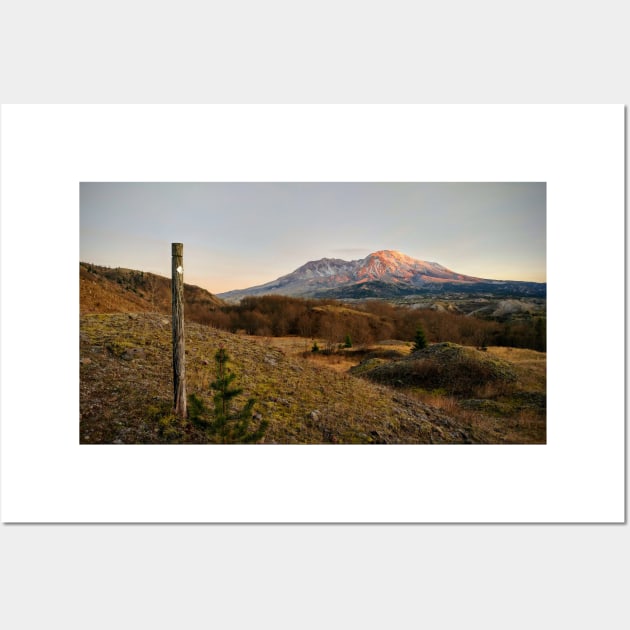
[413,325,428,352]
[189,347,268,444]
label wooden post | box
[172,243,186,418]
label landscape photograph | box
[80,182,546,445]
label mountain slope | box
[80,263,224,319]
[218,250,546,301]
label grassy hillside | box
[80,263,224,320]
[350,342,546,444]
[80,313,491,444]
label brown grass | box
[81,314,485,444]
[244,338,546,444]
[407,388,545,444]
[485,346,546,393]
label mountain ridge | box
[80,263,224,317]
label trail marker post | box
[172,242,187,418]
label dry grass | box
[348,342,546,444]
[305,353,358,373]
[80,267,150,314]
[80,312,545,445]
[485,346,546,393]
[80,263,223,317]
[311,304,381,319]
[241,337,546,444]
[408,389,545,444]
[81,314,484,444]
[244,336,413,374]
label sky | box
[80,182,546,293]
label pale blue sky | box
[80,182,546,293]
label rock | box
[252,412,263,421]
[112,439,123,445]
[80,358,92,365]
[121,348,146,361]
[309,410,321,421]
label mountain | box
[218,250,546,301]
[80,263,224,319]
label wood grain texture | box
[171,243,187,417]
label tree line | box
[190,295,546,352]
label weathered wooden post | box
[172,243,187,418]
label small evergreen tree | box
[189,347,268,443]
[311,340,320,353]
[413,325,428,351]
[343,334,353,348]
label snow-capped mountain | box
[217,250,546,301]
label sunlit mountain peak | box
[217,250,546,301]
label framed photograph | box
[79,181,547,447]
[1,104,624,522]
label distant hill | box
[80,263,224,321]
[218,250,546,301]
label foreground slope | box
[351,342,546,444]
[80,313,482,444]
